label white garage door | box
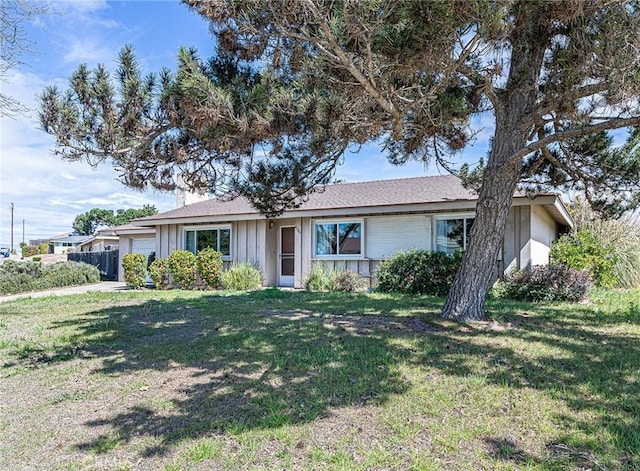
[131,238,155,257]
[131,238,155,284]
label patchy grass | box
[0,288,639,470]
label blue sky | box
[0,0,492,247]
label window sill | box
[312,256,366,261]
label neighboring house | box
[128,175,573,288]
[76,226,121,253]
[49,233,94,254]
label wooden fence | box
[68,250,119,281]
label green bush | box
[564,199,640,288]
[148,257,170,290]
[196,248,224,289]
[550,230,617,288]
[168,250,197,289]
[0,260,99,295]
[122,253,147,289]
[304,265,331,291]
[21,244,40,258]
[376,249,463,296]
[493,264,591,302]
[39,261,100,289]
[222,262,263,291]
[0,260,42,277]
[38,243,49,255]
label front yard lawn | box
[1,289,639,470]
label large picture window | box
[314,221,362,257]
[184,226,231,259]
[435,216,474,255]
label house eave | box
[133,194,571,227]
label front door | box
[279,226,295,287]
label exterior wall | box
[503,206,532,273]
[149,203,565,287]
[233,220,268,269]
[157,224,181,259]
[530,204,558,266]
[502,204,560,274]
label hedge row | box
[0,260,100,295]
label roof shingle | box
[137,175,478,223]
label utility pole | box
[22,219,25,245]
[10,202,14,253]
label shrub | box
[39,261,100,288]
[304,265,331,291]
[149,257,170,290]
[196,248,224,289]
[376,249,463,296]
[564,199,640,288]
[494,264,591,302]
[0,260,42,277]
[328,270,367,292]
[222,262,263,291]
[21,244,40,258]
[167,250,197,289]
[38,243,49,255]
[304,266,367,292]
[550,230,617,288]
[122,253,147,289]
[0,260,99,295]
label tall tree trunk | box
[441,4,548,321]
[440,147,522,321]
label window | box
[435,216,474,255]
[314,221,362,257]
[184,226,231,259]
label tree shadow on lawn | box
[41,291,427,457]
[17,290,640,467]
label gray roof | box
[50,235,93,244]
[137,175,482,223]
[132,174,573,227]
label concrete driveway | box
[0,282,130,303]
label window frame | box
[182,224,232,260]
[433,213,475,254]
[312,219,364,259]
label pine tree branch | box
[510,116,640,164]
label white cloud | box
[62,37,115,65]
[52,0,109,15]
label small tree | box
[122,253,147,289]
[167,249,197,289]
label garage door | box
[131,238,156,284]
[132,238,155,257]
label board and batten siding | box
[365,214,432,259]
[307,214,433,288]
[530,205,558,266]
[232,219,268,271]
